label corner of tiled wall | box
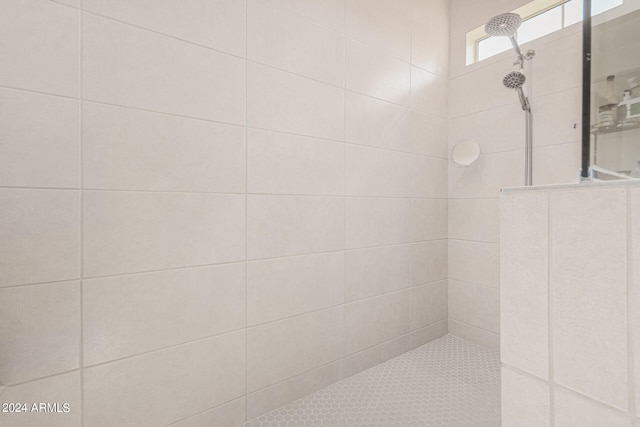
[447,0,585,351]
[0,0,449,425]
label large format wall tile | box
[449,104,523,155]
[501,368,549,427]
[448,240,499,287]
[247,63,344,140]
[410,66,448,117]
[346,39,410,105]
[449,150,525,199]
[500,190,549,380]
[0,282,79,385]
[246,359,343,420]
[0,372,81,427]
[345,198,410,249]
[247,252,344,326]
[448,280,499,333]
[345,290,412,354]
[345,245,411,302]
[411,0,448,76]
[411,280,448,329]
[247,129,344,196]
[83,264,245,365]
[83,103,245,193]
[169,397,246,427]
[247,195,344,259]
[0,189,80,287]
[168,398,246,427]
[630,188,640,417]
[411,199,448,242]
[551,188,628,410]
[0,89,79,188]
[448,198,499,243]
[246,307,345,392]
[555,387,631,427]
[346,145,446,198]
[82,0,246,56]
[0,0,78,96]
[247,0,344,86]
[345,0,411,62]
[410,240,448,286]
[83,331,245,427]
[83,13,245,124]
[83,191,245,277]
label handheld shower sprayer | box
[485,12,535,186]
[484,13,535,68]
[503,71,530,112]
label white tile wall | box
[83,13,245,124]
[501,367,550,427]
[346,39,411,105]
[247,252,344,325]
[0,88,79,188]
[345,290,412,354]
[247,129,344,195]
[83,264,246,365]
[83,103,246,193]
[448,240,499,288]
[1,0,450,424]
[0,189,80,287]
[345,245,411,302]
[247,0,344,86]
[501,182,640,425]
[247,63,344,140]
[0,0,79,97]
[246,307,345,392]
[83,191,245,277]
[555,387,632,427]
[82,0,246,56]
[247,195,344,259]
[631,188,640,417]
[551,188,628,410]
[500,190,549,380]
[83,331,246,427]
[448,279,500,333]
[0,282,80,384]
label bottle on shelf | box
[598,75,618,127]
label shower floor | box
[243,334,501,427]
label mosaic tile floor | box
[244,334,501,427]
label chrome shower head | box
[485,13,522,37]
[503,71,526,89]
[503,71,530,111]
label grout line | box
[0,82,450,133]
[548,191,555,427]
[244,0,249,422]
[165,396,246,427]
[245,319,449,399]
[0,186,450,200]
[0,240,449,290]
[448,318,500,336]
[81,328,246,370]
[4,369,82,390]
[627,188,637,417]
[78,4,84,426]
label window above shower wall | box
[465,0,622,65]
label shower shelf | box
[591,121,640,135]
